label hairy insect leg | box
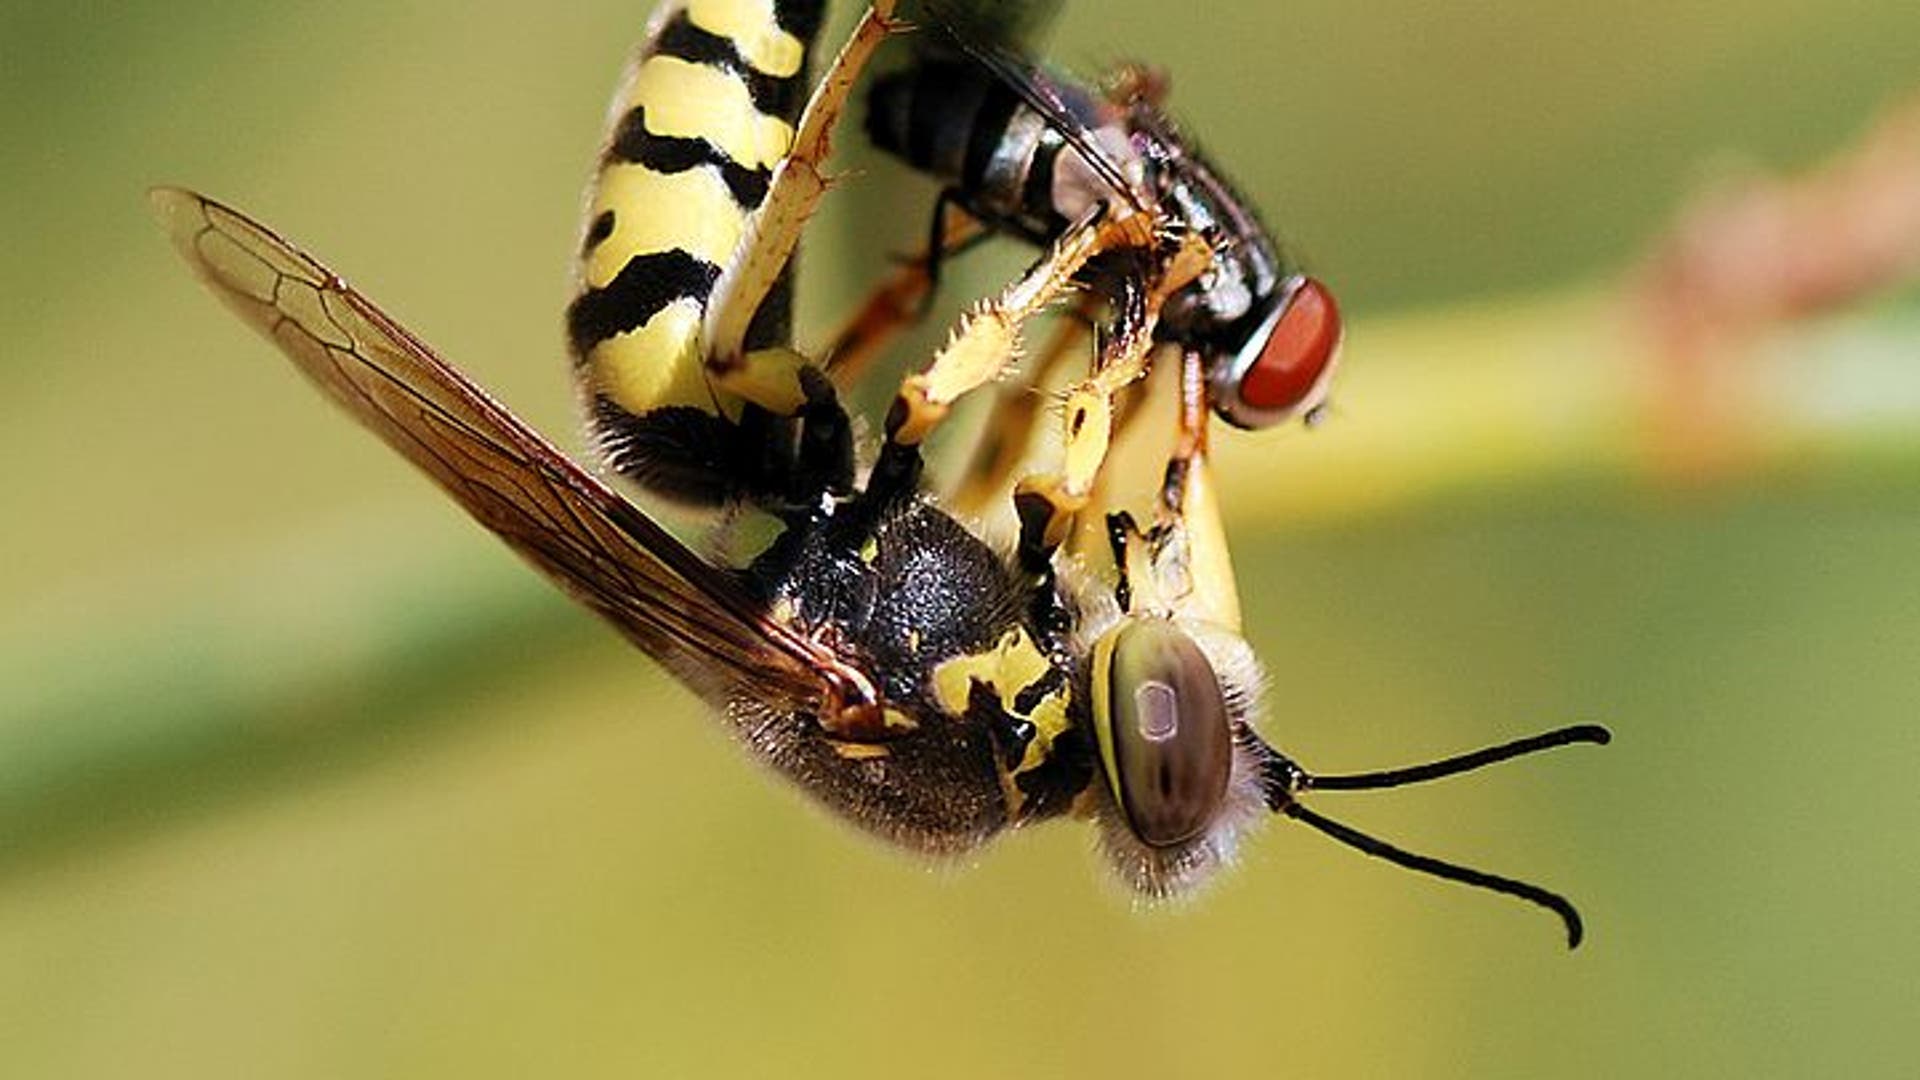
[678,0,903,507]
[868,204,1142,502]
[942,315,1089,520]
[822,205,987,391]
[1011,232,1215,567]
[1158,347,1212,522]
[1142,348,1245,630]
[701,0,903,392]
[1057,347,1241,630]
[1010,313,1155,570]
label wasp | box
[155,0,1608,945]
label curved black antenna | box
[1308,724,1611,792]
[1280,801,1587,949]
[1255,724,1610,949]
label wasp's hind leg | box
[690,1,905,512]
[703,0,904,378]
[575,2,892,511]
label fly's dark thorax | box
[1135,113,1290,357]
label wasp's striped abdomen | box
[571,0,827,504]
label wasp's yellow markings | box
[829,740,892,762]
[1015,688,1072,777]
[584,167,748,287]
[931,628,1073,778]
[688,0,807,76]
[586,302,727,418]
[625,57,795,170]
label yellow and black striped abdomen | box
[569,0,826,504]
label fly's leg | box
[916,189,1001,317]
[1158,346,1211,523]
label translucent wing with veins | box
[150,187,877,721]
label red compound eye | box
[1236,276,1341,421]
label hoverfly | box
[155,0,1608,946]
[865,0,1342,430]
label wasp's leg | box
[870,205,1143,503]
[573,1,850,508]
[1009,288,1160,570]
[944,315,1089,519]
[822,202,987,391]
[1092,351,1244,630]
[1010,232,1215,564]
[703,0,902,382]
[1158,346,1212,521]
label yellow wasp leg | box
[823,210,988,391]
[1013,231,1215,558]
[703,0,903,404]
[943,315,1088,519]
[1014,319,1157,547]
[882,205,1144,455]
[1088,350,1244,629]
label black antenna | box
[1282,802,1587,948]
[1260,724,1611,949]
[1307,724,1610,792]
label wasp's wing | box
[150,188,876,718]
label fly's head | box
[1209,273,1343,430]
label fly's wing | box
[150,188,877,719]
[910,0,1149,216]
[906,0,1062,53]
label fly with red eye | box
[862,0,1344,435]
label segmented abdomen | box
[569,0,826,502]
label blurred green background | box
[6,1,1920,1076]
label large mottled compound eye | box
[1212,275,1342,429]
[1091,619,1234,847]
